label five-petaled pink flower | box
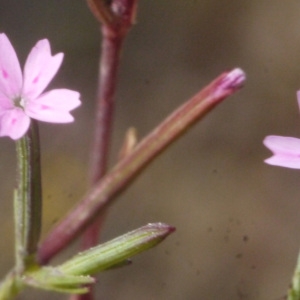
[0,33,81,140]
[263,92,300,169]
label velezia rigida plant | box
[0,1,246,299]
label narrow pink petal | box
[0,34,22,98]
[25,89,81,123]
[0,108,30,140]
[264,156,300,169]
[22,39,63,99]
[263,135,300,169]
[263,135,300,155]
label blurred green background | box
[0,1,299,299]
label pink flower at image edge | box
[264,135,300,169]
[0,33,81,140]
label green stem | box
[288,251,300,300]
[0,121,42,299]
[0,270,23,300]
[15,121,42,271]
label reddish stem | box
[75,2,138,299]
[89,27,123,189]
[86,0,116,26]
[38,69,245,265]
[74,23,123,300]
[83,0,137,251]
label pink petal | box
[25,89,81,123]
[0,108,30,140]
[265,156,300,169]
[263,135,300,154]
[0,34,22,98]
[263,135,300,169]
[22,39,63,99]
[0,95,14,112]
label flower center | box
[13,96,25,109]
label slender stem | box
[15,121,42,270]
[83,0,137,254]
[14,190,23,273]
[89,28,124,185]
[0,121,42,300]
[76,2,137,299]
[38,69,245,264]
[82,27,124,251]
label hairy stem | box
[0,122,43,300]
[15,121,42,271]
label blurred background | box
[0,1,299,299]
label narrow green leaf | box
[59,223,175,275]
[22,266,94,295]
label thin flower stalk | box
[0,121,43,300]
[15,121,42,271]
[38,68,246,264]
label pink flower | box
[263,92,300,169]
[0,34,81,140]
[263,136,300,169]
